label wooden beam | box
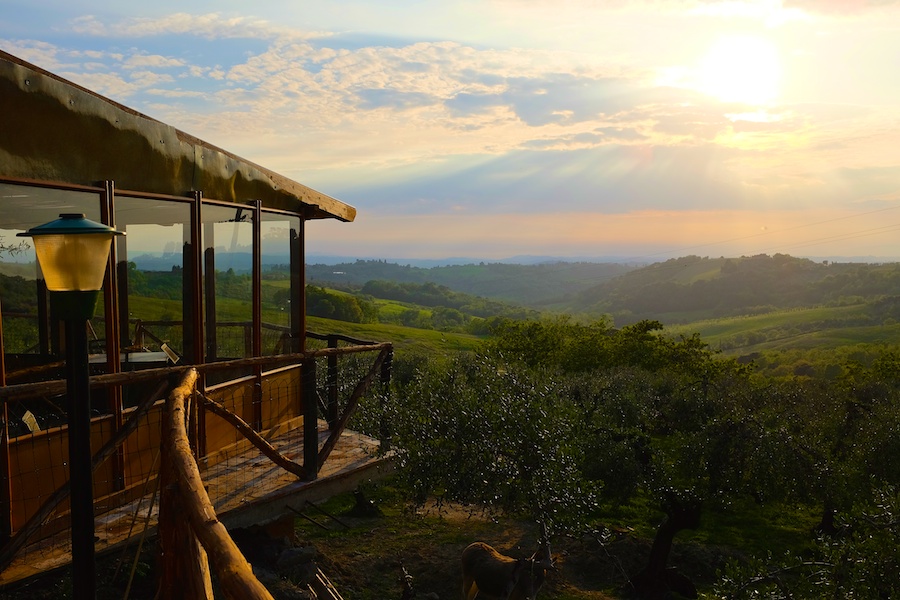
[318,346,392,468]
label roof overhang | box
[0,49,355,222]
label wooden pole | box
[162,369,274,600]
[159,371,212,600]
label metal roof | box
[0,49,355,222]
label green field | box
[667,302,899,353]
[306,315,483,354]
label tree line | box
[306,280,539,333]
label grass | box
[295,483,621,600]
[685,498,818,559]
[306,315,483,353]
[667,304,872,339]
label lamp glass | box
[32,233,114,292]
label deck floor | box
[0,422,393,587]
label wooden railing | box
[0,335,392,589]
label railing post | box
[244,323,253,358]
[380,348,393,385]
[302,358,318,480]
[326,336,338,430]
[379,348,393,451]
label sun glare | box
[696,35,782,105]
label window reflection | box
[113,196,191,375]
[202,203,254,383]
[260,212,300,355]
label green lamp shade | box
[18,213,124,292]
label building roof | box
[0,50,355,222]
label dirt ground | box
[283,499,730,600]
[0,497,732,599]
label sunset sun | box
[696,35,782,104]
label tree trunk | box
[815,499,837,536]
[629,497,701,599]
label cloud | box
[5,6,898,262]
[784,0,900,14]
[123,54,185,69]
[70,12,287,41]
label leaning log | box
[161,368,274,600]
[201,394,307,479]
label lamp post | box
[18,214,123,599]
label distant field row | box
[667,302,900,354]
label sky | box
[2,0,900,263]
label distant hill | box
[128,252,900,346]
[568,253,900,325]
[306,260,637,306]
[306,254,900,366]
[308,254,900,326]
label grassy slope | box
[127,294,481,355]
[307,315,482,353]
[667,302,900,354]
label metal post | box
[64,317,95,599]
[17,213,122,600]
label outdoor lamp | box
[17,213,123,600]
[18,213,124,319]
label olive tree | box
[386,351,598,530]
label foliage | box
[367,316,900,597]
[306,285,377,323]
[308,259,635,306]
[385,351,599,530]
[0,236,30,260]
[0,272,37,313]
[715,487,900,599]
[485,317,746,380]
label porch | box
[0,337,393,588]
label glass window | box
[202,202,254,365]
[260,212,301,355]
[113,196,192,370]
